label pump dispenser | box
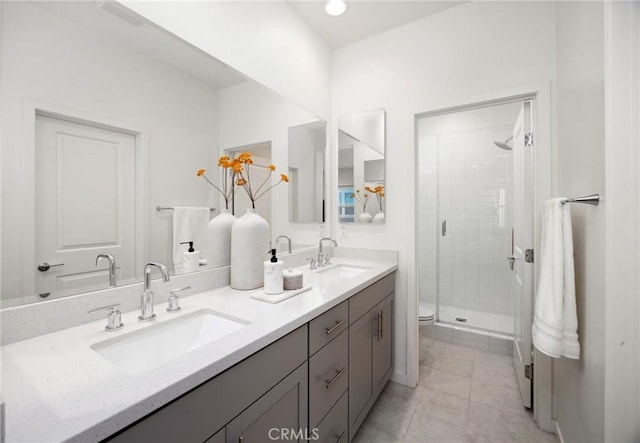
[264,249,284,294]
[180,241,200,273]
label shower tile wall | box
[419,125,514,334]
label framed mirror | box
[0,1,322,307]
[338,108,386,224]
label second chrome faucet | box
[139,262,170,322]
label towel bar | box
[561,194,600,206]
[156,206,216,212]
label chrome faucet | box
[275,235,292,254]
[318,238,338,267]
[95,253,116,287]
[139,262,170,322]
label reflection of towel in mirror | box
[532,198,580,359]
[172,207,210,275]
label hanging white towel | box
[172,207,210,275]
[532,198,580,359]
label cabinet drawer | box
[315,391,348,443]
[309,329,348,427]
[309,300,348,356]
[349,273,395,324]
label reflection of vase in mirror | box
[230,209,270,290]
[205,210,237,268]
[358,213,373,223]
[373,212,385,224]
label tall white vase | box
[205,209,236,268]
[373,212,385,224]
[230,208,269,290]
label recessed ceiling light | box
[324,0,348,16]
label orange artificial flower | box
[196,169,205,176]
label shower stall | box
[417,102,522,338]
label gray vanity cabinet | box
[225,362,308,443]
[348,273,395,441]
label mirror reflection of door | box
[35,114,137,298]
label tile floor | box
[352,337,558,443]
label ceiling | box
[289,0,466,49]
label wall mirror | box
[338,108,386,224]
[1,1,321,307]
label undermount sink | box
[90,309,250,374]
[317,264,369,279]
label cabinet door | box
[226,363,308,443]
[373,294,394,393]
[348,313,373,440]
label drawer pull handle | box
[325,366,346,389]
[335,430,346,443]
[325,319,346,335]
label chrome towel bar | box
[561,194,600,206]
[156,206,216,212]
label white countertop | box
[1,257,397,443]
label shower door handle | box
[441,220,447,237]
[507,255,516,271]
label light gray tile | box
[419,366,472,399]
[363,382,419,438]
[427,352,474,377]
[415,388,469,426]
[470,380,523,416]
[406,409,469,442]
[437,341,475,362]
[518,412,558,443]
[352,424,403,443]
[466,400,523,442]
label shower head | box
[494,136,513,151]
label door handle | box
[37,262,64,272]
[507,255,515,271]
[442,220,447,237]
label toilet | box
[419,302,435,326]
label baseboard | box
[390,370,408,386]
[554,420,565,443]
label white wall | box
[553,3,606,442]
[604,2,640,441]
[1,2,219,301]
[218,80,326,247]
[289,122,325,224]
[120,0,331,119]
[332,0,556,385]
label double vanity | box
[1,252,397,442]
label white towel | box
[532,198,580,359]
[172,207,210,275]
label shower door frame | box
[407,82,553,431]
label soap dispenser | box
[180,241,200,273]
[264,249,284,295]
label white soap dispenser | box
[264,249,284,295]
[180,241,200,273]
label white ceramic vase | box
[204,209,236,268]
[230,208,270,290]
[373,212,385,224]
[357,212,373,223]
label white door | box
[511,101,535,408]
[35,114,137,297]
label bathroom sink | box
[90,309,250,374]
[317,264,369,279]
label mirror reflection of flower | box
[196,155,238,210]
[365,185,384,212]
[351,189,370,212]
